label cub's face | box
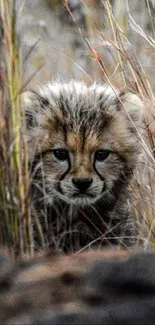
[39,135,115,206]
[22,81,143,207]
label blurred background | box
[16,0,155,89]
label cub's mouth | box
[72,192,95,199]
[69,193,103,206]
[56,190,103,206]
[56,181,105,206]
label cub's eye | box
[53,149,69,161]
[95,150,110,162]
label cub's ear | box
[21,90,51,159]
[21,90,50,129]
[21,90,40,128]
[119,92,144,125]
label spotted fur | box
[22,80,143,252]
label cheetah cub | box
[22,81,143,252]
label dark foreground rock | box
[0,248,155,324]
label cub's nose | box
[72,178,92,193]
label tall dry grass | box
[0,0,155,257]
[64,0,155,249]
[0,0,33,257]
